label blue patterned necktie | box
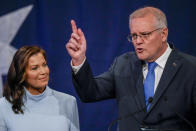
[144,62,157,110]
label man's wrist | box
[71,57,86,74]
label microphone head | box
[148,97,153,103]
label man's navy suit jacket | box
[72,48,196,131]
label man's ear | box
[161,27,168,42]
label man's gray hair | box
[129,6,167,28]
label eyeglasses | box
[127,28,162,43]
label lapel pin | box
[172,62,177,67]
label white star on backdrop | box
[0,5,33,97]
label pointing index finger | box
[71,20,78,34]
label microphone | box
[163,97,195,131]
[107,97,153,131]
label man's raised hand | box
[66,20,86,66]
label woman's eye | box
[43,63,47,67]
[31,67,37,70]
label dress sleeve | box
[71,97,80,130]
[0,101,8,131]
[69,119,79,131]
[53,91,80,130]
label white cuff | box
[71,58,86,74]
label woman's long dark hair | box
[3,45,47,114]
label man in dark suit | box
[66,6,196,131]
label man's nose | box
[135,35,143,44]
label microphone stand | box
[108,97,153,131]
[163,97,195,131]
[139,97,195,131]
[108,96,195,131]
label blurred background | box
[0,0,196,130]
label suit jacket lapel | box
[146,49,183,113]
[133,59,146,111]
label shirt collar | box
[155,43,172,69]
[24,86,52,102]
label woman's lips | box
[39,76,48,81]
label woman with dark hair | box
[0,46,79,131]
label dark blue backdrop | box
[1,0,196,131]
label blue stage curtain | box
[1,0,196,130]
